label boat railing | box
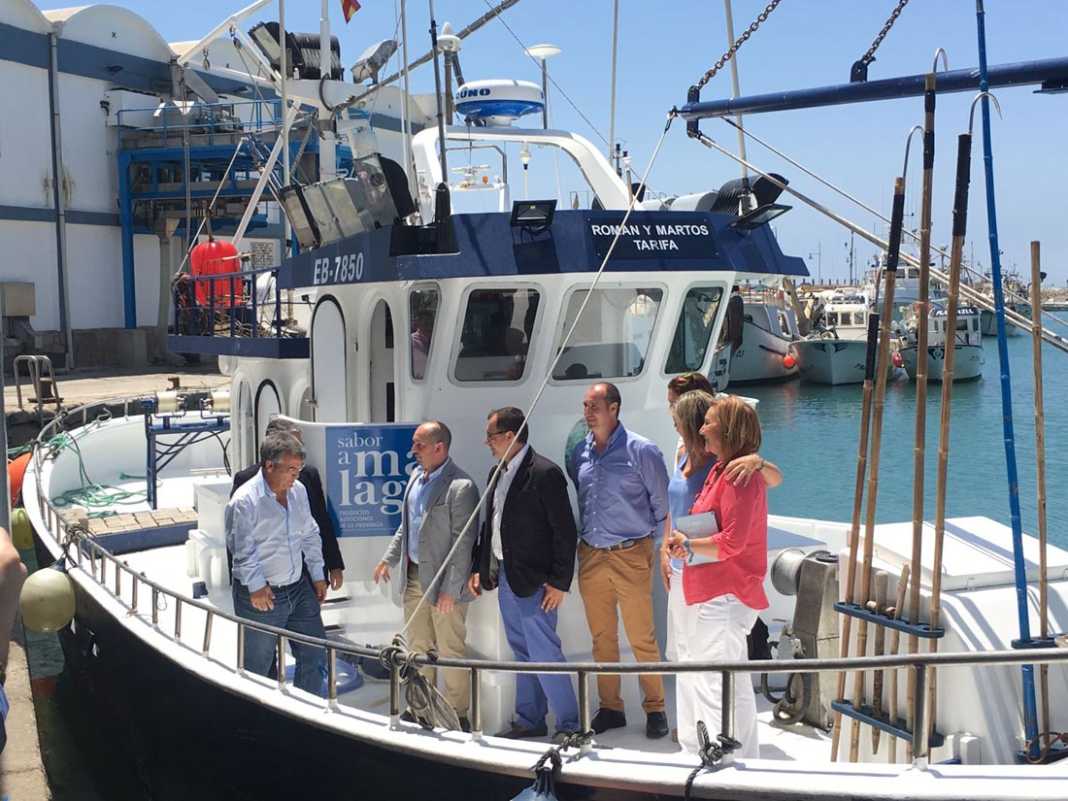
[116,99,285,140]
[28,399,1068,768]
[173,264,307,340]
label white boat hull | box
[981,309,1026,337]
[900,343,984,381]
[20,411,1068,799]
[794,338,870,385]
[728,322,798,384]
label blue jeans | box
[499,566,579,732]
[233,578,327,697]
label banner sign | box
[325,424,417,538]
[586,212,721,263]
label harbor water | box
[751,312,1068,547]
[20,314,1068,800]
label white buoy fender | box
[20,567,76,633]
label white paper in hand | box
[674,512,719,565]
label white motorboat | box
[899,302,984,382]
[726,297,801,384]
[794,294,874,385]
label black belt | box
[586,536,648,552]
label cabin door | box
[369,299,396,422]
[311,298,349,422]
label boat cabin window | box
[665,286,724,373]
[553,287,664,380]
[826,312,839,326]
[838,312,852,326]
[956,317,969,332]
[454,288,540,382]
[409,287,440,380]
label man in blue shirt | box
[226,433,328,696]
[570,382,670,739]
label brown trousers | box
[403,562,470,716]
[578,536,665,713]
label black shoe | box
[495,721,549,739]
[646,711,669,739]
[458,716,472,733]
[590,708,627,734]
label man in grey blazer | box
[373,421,479,730]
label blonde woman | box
[667,395,770,759]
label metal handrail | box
[28,397,1068,768]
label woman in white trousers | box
[668,395,771,760]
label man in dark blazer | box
[468,406,579,739]
[230,418,345,589]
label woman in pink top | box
[666,395,768,759]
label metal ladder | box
[13,355,62,420]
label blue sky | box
[42,1,1068,283]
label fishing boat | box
[725,292,801,384]
[16,1,1068,799]
[793,293,875,385]
[898,301,984,382]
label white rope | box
[395,112,678,638]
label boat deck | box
[111,540,833,764]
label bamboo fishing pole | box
[1030,240,1051,748]
[906,69,938,747]
[886,563,910,763]
[847,174,906,763]
[829,310,880,762]
[926,120,977,746]
[868,571,890,754]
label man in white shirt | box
[226,433,328,696]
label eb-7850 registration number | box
[312,252,364,285]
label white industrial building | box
[0,1,428,368]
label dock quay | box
[4,364,227,450]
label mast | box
[400,0,413,191]
[723,0,749,198]
[608,0,619,169]
[974,0,1039,757]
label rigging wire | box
[395,112,678,639]
[717,115,1068,333]
[479,0,610,147]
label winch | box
[766,549,840,729]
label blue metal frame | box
[117,133,319,329]
[974,0,1039,758]
[831,700,945,749]
[144,412,230,510]
[679,56,1068,121]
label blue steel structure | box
[115,100,353,329]
[679,56,1068,121]
[144,409,230,510]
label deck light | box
[730,203,792,231]
[510,199,556,233]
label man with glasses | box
[226,433,329,696]
[373,421,478,730]
[231,417,345,591]
[468,407,579,740]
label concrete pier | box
[1,640,51,800]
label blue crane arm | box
[679,56,1068,120]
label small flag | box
[341,0,361,23]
